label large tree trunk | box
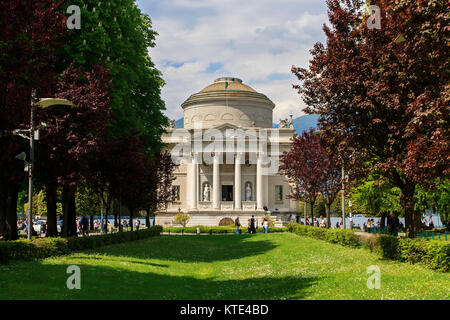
[129,208,134,231]
[0,183,6,239]
[3,183,19,240]
[62,185,77,237]
[89,215,94,231]
[45,182,58,237]
[145,209,150,227]
[400,183,416,238]
[325,202,331,229]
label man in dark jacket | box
[387,211,399,236]
[250,215,256,234]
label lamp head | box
[15,152,27,161]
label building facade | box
[156,77,299,227]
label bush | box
[174,213,191,227]
[287,223,360,248]
[372,234,399,260]
[398,238,449,272]
[163,225,288,234]
[0,225,162,264]
[365,234,449,272]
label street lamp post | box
[27,91,37,240]
[15,93,74,240]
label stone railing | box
[220,202,234,210]
[242,201,256,211]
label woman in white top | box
[263,219,269,233]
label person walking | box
[319,216,326,228]
[235,217,241,234]
[135,219,141,231]
[387,211,398,236]
[247,219,251,234]
[250,215,256,234]
[80,216,89,237]
[262,218,269,234]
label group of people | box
[234,216,269,234]
[421,214,435,229]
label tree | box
[415,179,449,230]
[292,0,449,237]
[174,213,191,228]
[350,178,402,216]
[0,0,66,240]
[145,151,178,227]
[58,0,168,152]
[280,129,341,227]
[36,64,111,237]
[24,190,47,218]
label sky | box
[136,0,329,122]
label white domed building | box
[157,77,299,227]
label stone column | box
[186,157,193,209]
[212,153,220,209]
[189,154,198,210]
[234,153,242,210]
[256,153,263,210]
[195,153,199,208]
[263,175,269,208]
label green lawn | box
[1,233,448,300]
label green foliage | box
[59,0,167,149]
[287,223,360,248]
[23,190,47,217]
[350,178,402,216]
[76,182,101,216]
[364,235,449,272]
[163,225,288,234]
[398,239,449,272]
[415,179,450,226]
[173,213,191,227]
[0,226,162,264]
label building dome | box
[182,77,275,129]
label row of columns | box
[187,153,268,210]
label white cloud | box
[138,0,329,121]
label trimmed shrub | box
[398,238,449,272]
[365,234,449,272]
[287,223,360,248]
[373,234,399,260]
[0,225,162,264]
[163,225,288,234]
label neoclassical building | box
[156,77,299,227]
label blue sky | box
[136,0,329,121]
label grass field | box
[1,233,448,300]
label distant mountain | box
[292,114,319,134]
[174,114,319,135]
[175,118,184,128]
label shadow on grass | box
[3,261,318,300]
[88,234,279,263]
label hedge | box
[362,234,449,272]
[163,225,288,234]
[287,223,360,248]
[0,225,162,264]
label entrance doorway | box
[222,185,233,201]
